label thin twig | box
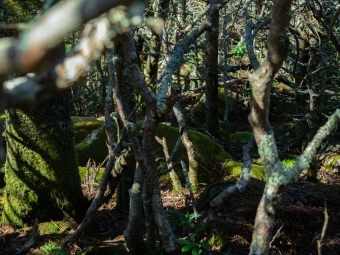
[270,224,284,247]
[317,201,329,255]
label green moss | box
[39,221,72,235]
[230,132,253,144]
[76,127,108,166]
[0,188,3,211]
[223,160,265,181]
[3,96,86,227]
[154,124,232,184]
[71,116,103,144]
[282,158,296,168]
[76,121,232,184]
[78,167,105,181]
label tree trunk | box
[115,34,137,212]
[205,0,220,138]
[3,93,86,226]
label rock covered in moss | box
[76,127,108,166]
[223,161,265,181]
[71,116,103,144]
[230,132,253,144]
[75,119,233,184]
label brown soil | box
[0,169,339,255]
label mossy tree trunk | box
[205,0,220,138]
[3,93,86,227]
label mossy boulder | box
[76,127,109,166]
[155,124,233,184]
[223,161,265,181]
[75,120,234,184]
[230,132,252,144]
[71,116,103,144]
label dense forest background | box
[0,0,339,254]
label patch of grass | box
[79,167,105,181]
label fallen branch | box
[317,202,329,255]
[196,136,255,240]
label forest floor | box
[0,168,339,255]
[1,91,340,254]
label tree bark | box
[115,35,137,212]
[205,0,220,138]
[3,93,86,226]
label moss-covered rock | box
[230,132,252,144]
[76,127,109,166]
[155,124,233,184]
[75,121,233,184]
[71,116,103,144]
[223,161,265,181]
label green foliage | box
[167,209,195,231]
[176,234,212,255]
[3,0,41,24]
[232,44,247,57]
[40,242,68,255]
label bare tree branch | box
[0,0,141,75]
[0,3,143,111]
[248,0,293,253]
[62,50,119,248]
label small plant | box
[233,44,247,57]
[40,242,68,255]
[176,234,212,255]
[167,209,196,231]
